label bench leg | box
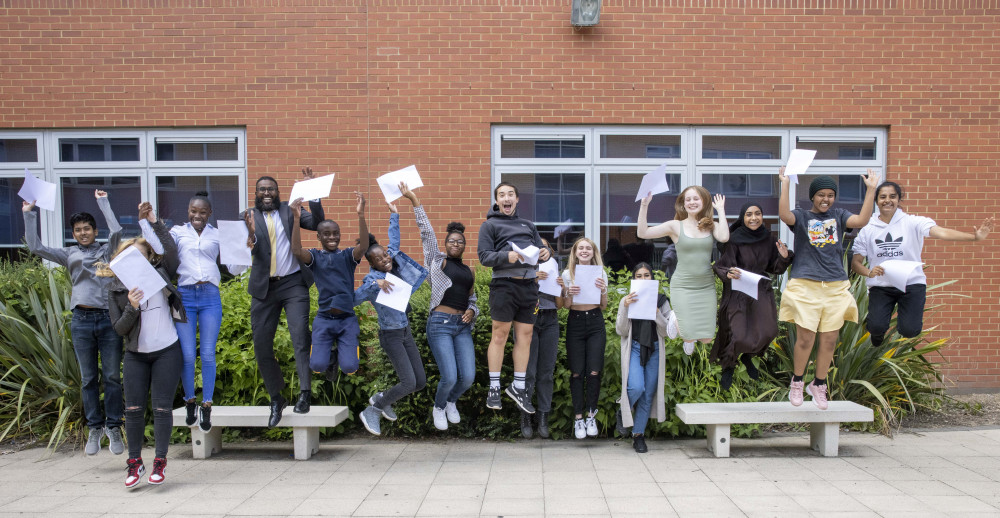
[191,427,222,459]
[810,422,839,457]
[293,427,319,460]
[706,424,730,458]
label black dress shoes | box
[537,412,550,439]
[268,395,287,428]
[633,434,648,453]
[293,390,311,414]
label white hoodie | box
[852,210,935,288]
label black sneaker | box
[325,363,340,383]
[721,367,735,391]
[199,404,212,432]
[185,400,198,426]
[505,385,535,414]
[632,434,648,453]
[486,386,502,410]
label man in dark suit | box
[243,168,325,428]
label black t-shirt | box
[440,257,473,312]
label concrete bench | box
[675,401,874,458]
[172,406,349,460]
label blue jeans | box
[627,339,659,435]
[426,311,476,409]
[70,308,124,429]
[310,312,361,374]
[176,284,223,403]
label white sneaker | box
[444,401,461,424]
[683,341,695,356]
[432,406,448,431]
[574,419,587,439]
[585,415,598,437]
[666,311,679,339]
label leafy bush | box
[0,259,78,450]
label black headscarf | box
[632,293,669,366]
[727,202,771,247]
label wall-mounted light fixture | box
[571,0,601,27]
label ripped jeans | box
[124,342,182,460]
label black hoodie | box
[477,204,544,279]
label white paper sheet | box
[571,264,603,305]
[17,168,58,211]
[784,148,816,185]
[510,242,540,265]
[634,164,671,202]
[537,258,562,297]
[108,245,168,304]
[628,279,659,320]
[374,272,413,312]
[376,165,424,203]
[217,220,253,267]
[288,173,335,203]
[878,260,923,292]
[731,268,766,300]
[553,219,574,239]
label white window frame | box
[49,169,146,246]
[49,130,147,169]
[493,127,592,166]
[0,131,45,170]
[148,129,246,168]
[791,129,884,168]
[593,127,686,166]
[695,127,787,166]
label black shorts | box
[489,278,539,325]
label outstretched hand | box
[138,202,155,223]
[22,200,35,213]
[302,167,315,180]
[778,166,788,184]
[712,193,726,213]
[776,239,789,258]
[95,189,108,199]
[863,168,879,190]
[974,216,996,241]
[356,191,366,214]
[399,182,418,205]
[289,198,304,219]
[387,201,398,214]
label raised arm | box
[288,198,314,265]
[637,195,678,240]
[711,194,729,242]
[353,191,369,263]
[297,167,326,230]
[139,202,180,278]
[928,216,995,242]
[846,169,880,229]
[778,166,796,227]
[95,190,122,235]
[22,200,70,265]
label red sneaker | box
[125,458,145,488]
[806,382,829,410]
[148,457,167,485]
[789,379,805,407]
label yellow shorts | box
[778,278,858,333]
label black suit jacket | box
[247,200,325,299]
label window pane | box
[599,226,662,272]
[499,173,585,225]
[796,139,876,161]
[0,139,38,162]
[59,138,140,162]
[500,138,585,159]
[599,173,680,225]
[155,142,239,161]
[156,176,240,228]
[702,135,781,160]
[600,134,681,159]
[701,174,780,218]
[60,177,142,244]
[0,177,32,247]
[535,224,584,270]
[794,174,866,215]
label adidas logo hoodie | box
[852,209,936,289]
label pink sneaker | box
[789,379,804,406]
[806,382,829,410]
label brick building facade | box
[1,0,997,390]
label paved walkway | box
[1,428,999,517]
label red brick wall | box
[2,0,998,390]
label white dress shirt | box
[140,220,249,285]
[262,210,300,278]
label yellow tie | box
[265,212,278,276]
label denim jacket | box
[354,212,429,330]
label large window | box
[493,126,886,267]
[0,129,246,259]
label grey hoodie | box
[477,204,544,279]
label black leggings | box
[124,342,182,459]
[374,325,426,409]
[565,309,606,416]
[866,285,926,347]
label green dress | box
[670,228,717,340]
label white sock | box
[489,372,500,389]
[513,372,526,390]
